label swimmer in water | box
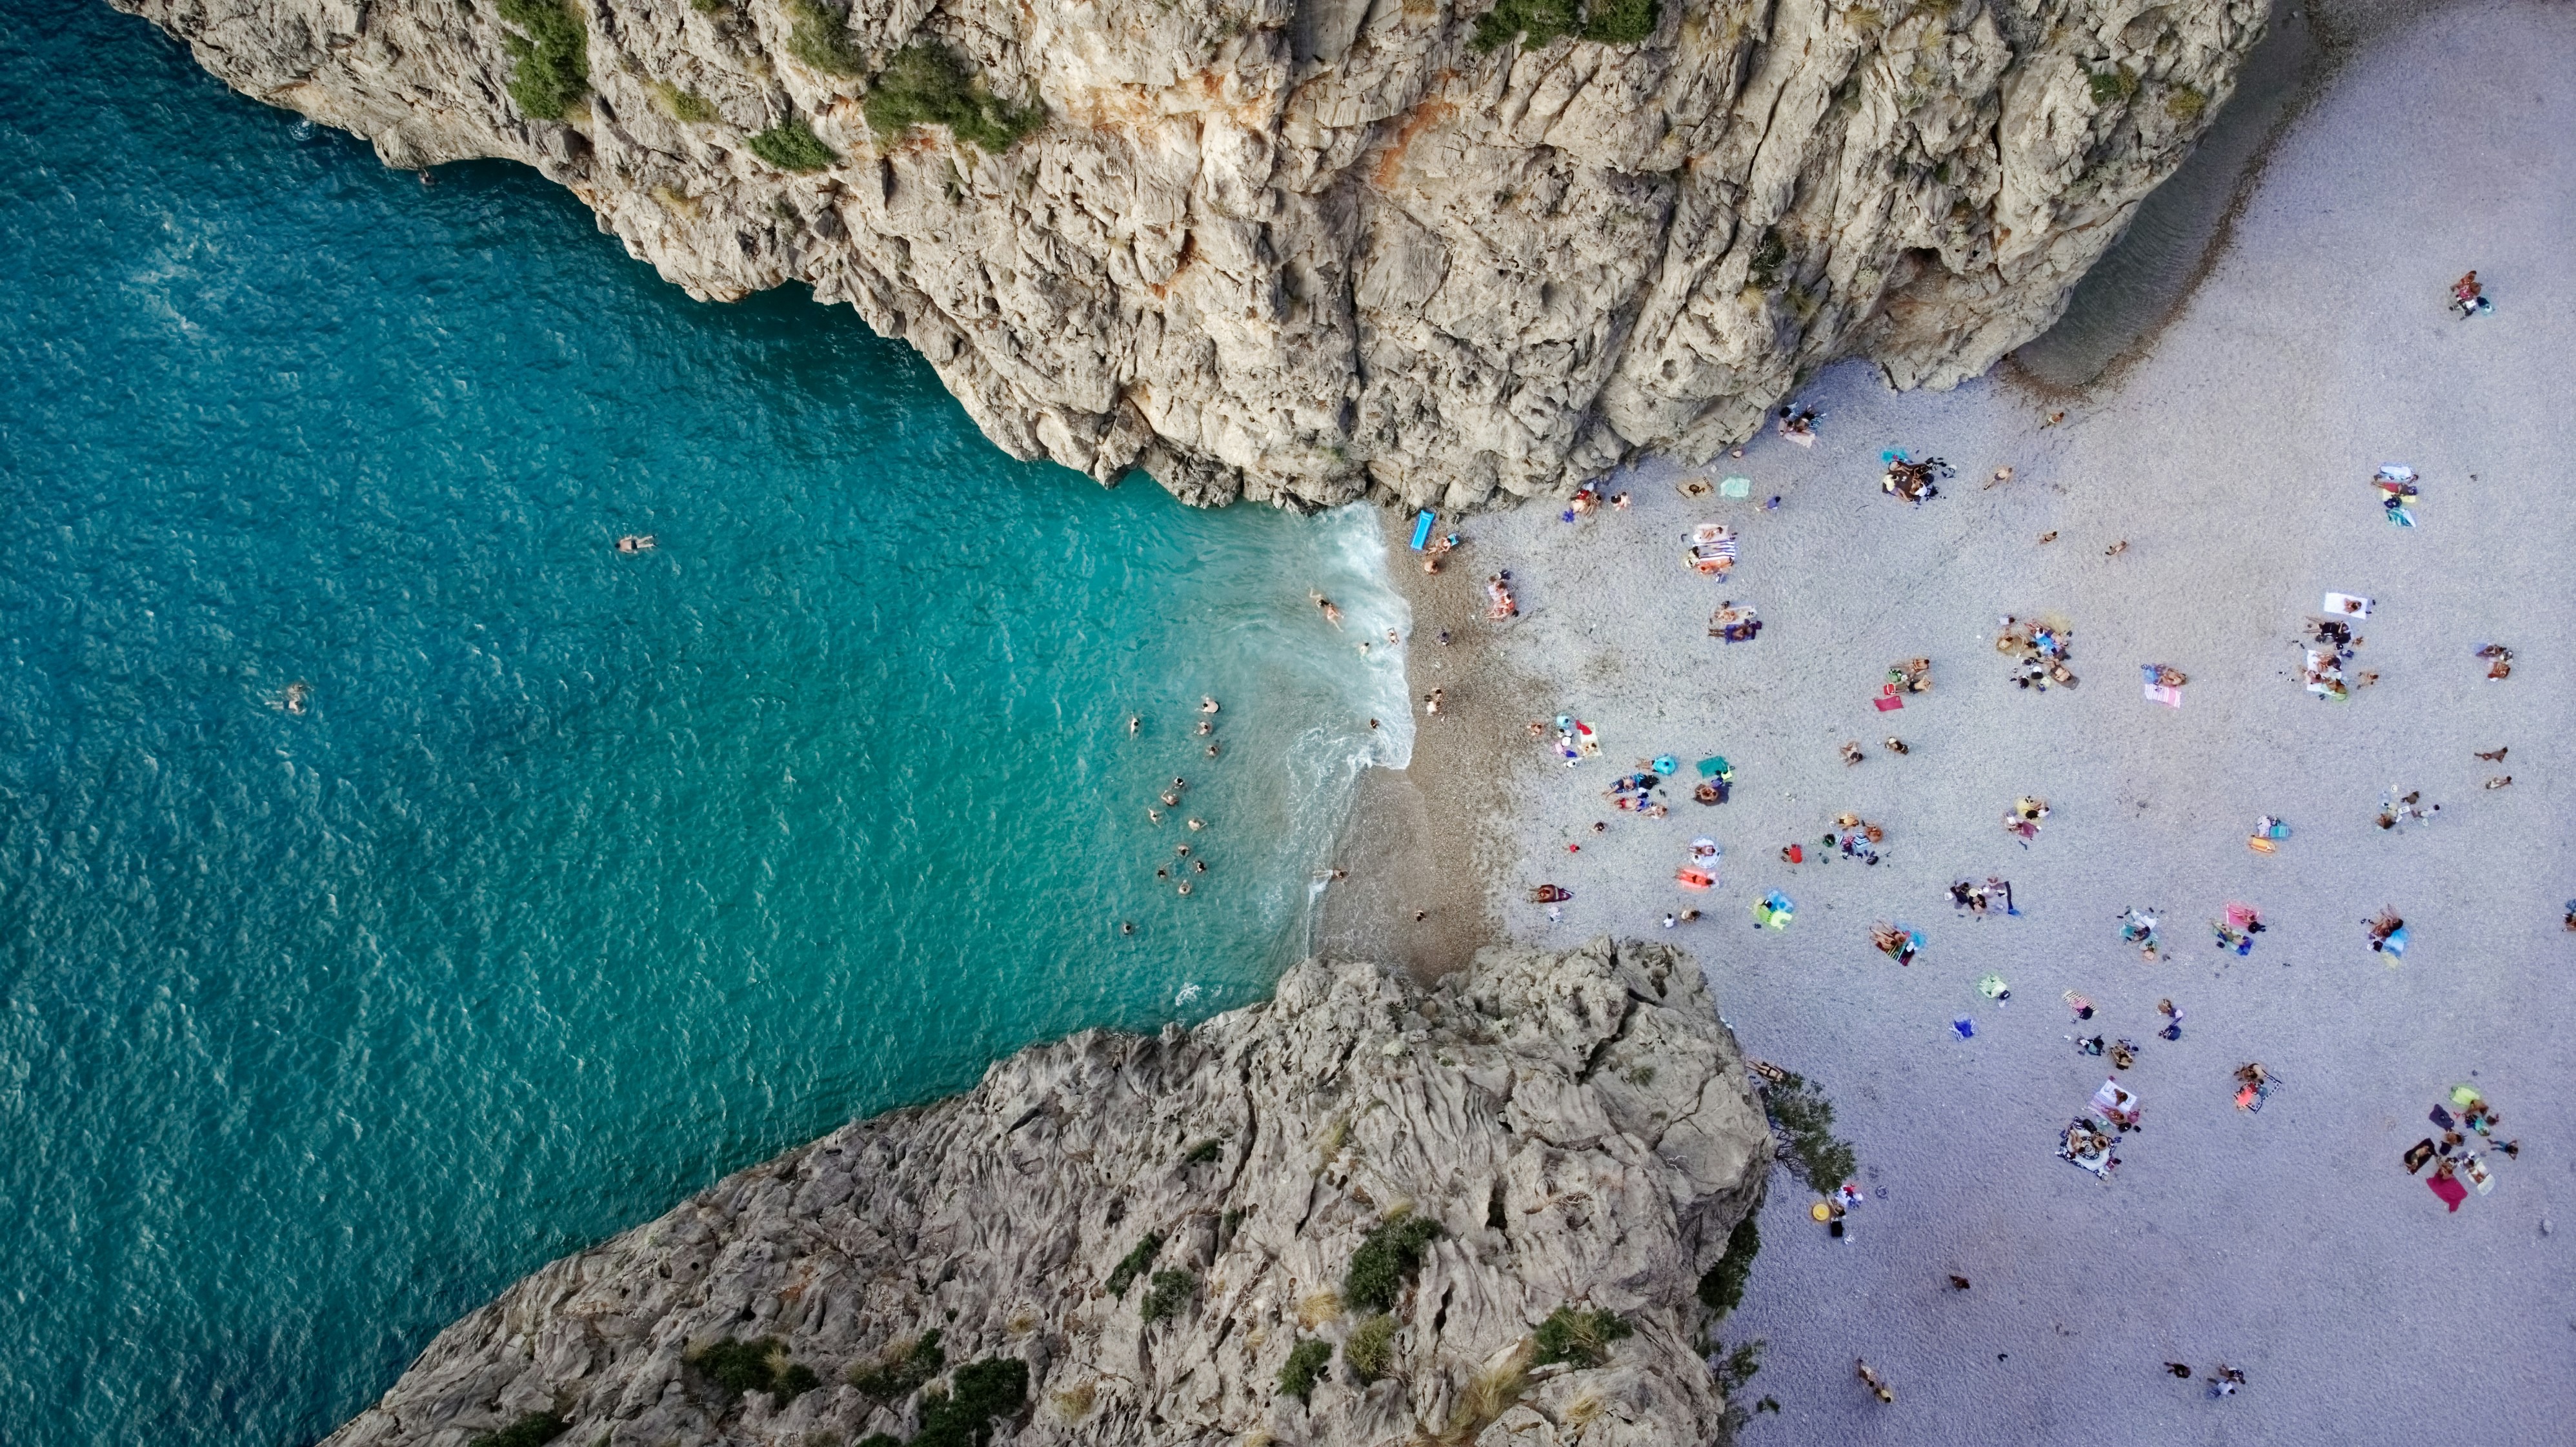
[1127,715,1140,738]
[1171,776,1189,792]
[1192,859,1207,874]
[1186,818,1206,831]
[1177,880,1193,896]
[1385,628,1399,644]
[1196,720,1214,735]
[1205,742,1221,757]
[1311,592,1345,628]
[1148,807,1164,824]
[1120,921,1136,935]
[616,534,656,554]
[1200,696,1220,714]
[281,680,312,716]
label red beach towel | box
[2428,1175,2468,1211]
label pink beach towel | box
[2428,1175,2468,1211]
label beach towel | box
[2386,507,2416,528]
[1782,429,1814,448]
[1953,1017,1975,1040]
[2428,1175,2468,1211]
[1697,756,1732,779]
[2403,1139,2437,1174]
[2377,926,2408,958]
[1678,478,1713,500]
[2465,1155,2494,1195]
[1874,693,1904,712]
[2144,682,2183,707]
[1720,475,1752,498]
[2321,592,2373,618]
[2429,1104,2455,1131]
[1755,891,1795,929]
[1676,867,1715,890]
[1409,510,1434,550]
[2450,1084,2482,1109]
[2375,464,2416,483]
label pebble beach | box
[1340,1,2576,1436]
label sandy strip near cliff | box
[1373,2,2576,1439]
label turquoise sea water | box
[0,4,1408,1442]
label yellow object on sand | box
[1809,1200,1834,1222]
[2247,836,2277,854]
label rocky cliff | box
[123,0,2261,511]
[319,940,1773,1447]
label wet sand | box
[1330,1,2576,1437]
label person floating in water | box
[616,534,656,553]
[1311,592,1344,629]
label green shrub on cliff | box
[911,1357,1029,1447]
[1471,0,1658,52]
[496,0,589,120]
[1140,1268,1198,1324]
[687,1336,821,1404]
[749,118,839,172]
[1277,1337,1333,1402]
[466,1413,568,1447]
[862,43,1045,154]
[1343,1214,1441,1314]
[847,1328,945,1400]
[1532,1306,1633,1368]
[1578,0,1659,45]
[785,0,868,76]
[1104,1230,1162,1297]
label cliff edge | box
[320,939,1773,1446]
[122,0,2262,511]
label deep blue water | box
[0,3,1407,1442]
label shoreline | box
[1307,509,1531,980]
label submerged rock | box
[323,939,1770,1445]
[122,0,2262,512]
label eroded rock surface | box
[122,0,2261,511]
[321,940,1771,1446]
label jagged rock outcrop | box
[122,0,2261,511]
[321,940,1772,1446]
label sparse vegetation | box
[1749,228,1790,290]
[1344,1313,1398,1384]
[2166,85,2208,121]
[847,1329,945,1400]
[1182,1138,1223,1166]
[911,1357,1029,1447]
[1105,1231,1162,1297]
[467,1413,569,1447]
[862,43,1046,154]
[1469,0,1658,52]
[1428,1345,1531,1446]
[1532,1306,1633,1369]
[1140,1268,1198,1324]
[1762,1069,1858,1189]
[748,118,838,172]
[495,0,589,119]
[1696,1213,1760,1319]
[1343,1215,1442,1314]
[648,81,719,123]
[688,1336,821,1405]
[1277,1337,1334,1402]
[785,0,867,76]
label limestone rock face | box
[121,0,2260,510]
[318,940,1772,1447]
